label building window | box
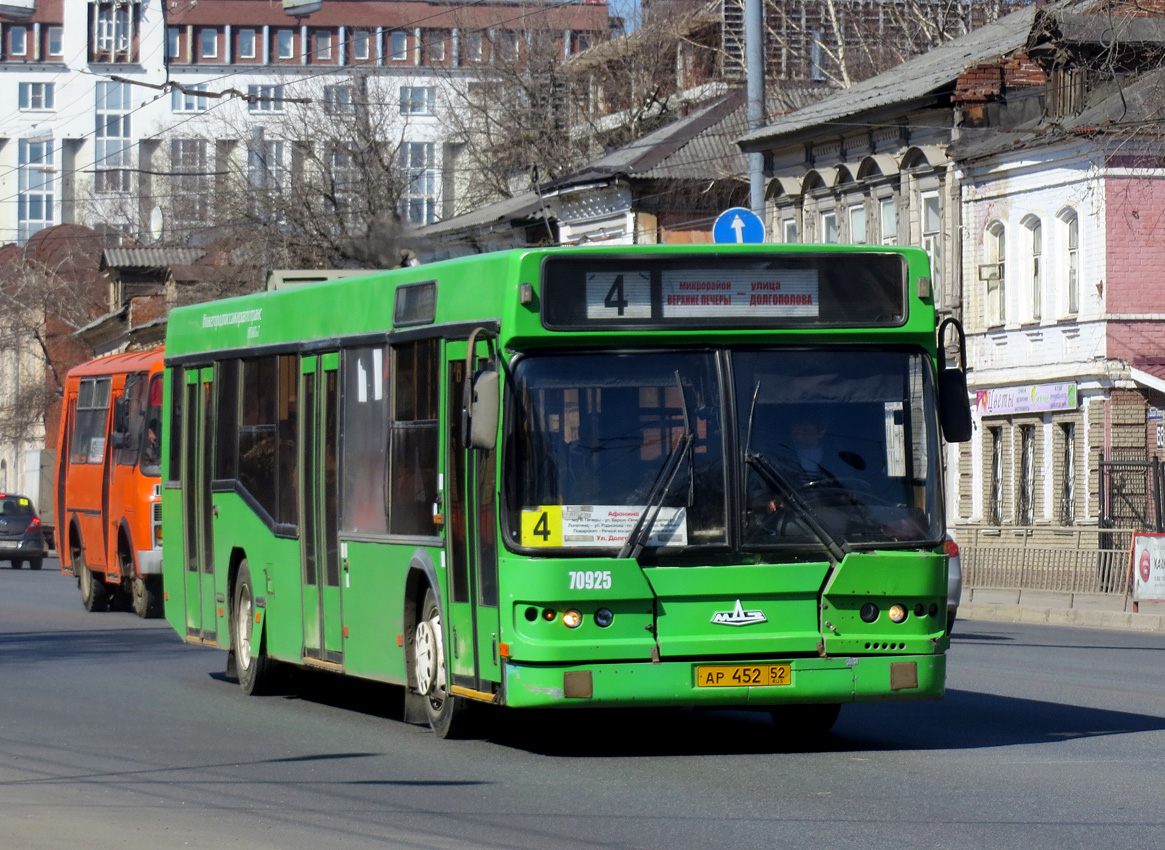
[498,30,519,62]
[249,138,286,191]
[424,29,446,62]
[171,138,209,224]
[1025,216,1042,321]
[166,26,181,60]
[401,141,436,225]
[9,25,27,56]
[95,81,132,194]
[389,30,408,61]
[921,192,942,308]
[1059,422,1075,526]
[810,29,825,81]
[848,203,866,244]
[315,31,332,60]
[988,426,1003,525]
[985,221,1006,326]
[1018,424,1035,525]
[19,82,54,110]
[464,30,483,62]
[820,210,837,244]
[880,197,896,245]
[94,2,134,61]
[350,29,369,61]
[47,26,63,56]
[323,84,354,113]
[248,84,285,112]
[18,138,54,243]
[1063,209,1079,315]
[199,28,217,58]
[276,29,294,59]
[400,86,435,115]
[238,28,256,59]
[171,84,209,112]
[783,218,797,243]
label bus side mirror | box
[469,370,499,450]
[937,318,972,443]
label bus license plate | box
[696,664,791,688]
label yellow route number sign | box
[521,506,562,548]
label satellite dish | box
[150,206,164,242]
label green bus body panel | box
[160,244,948,713]
[503,654,945,709]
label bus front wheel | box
[77,550,110,613]
[232,559,273,696]
[132,575,163,619]
[414,587,468,739]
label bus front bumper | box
[136,548,163,575]
[501,653,945,709]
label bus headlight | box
[859,603,879,623]
[888,604,908,623]
[562,609,583,629]
[594,608,614,628]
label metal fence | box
[957,525,1133,597]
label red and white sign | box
[1130,533,1165,601]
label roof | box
[737,2,1048,150]
[101,247,207,270]
[65,346,165,378]
[417,191,548,238]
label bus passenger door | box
[181,367,217,642]
[445,342,501,699]
[300,355,343,665]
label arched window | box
[1022,215,1042,322]
[1059,208,1079,314]
[985,221,1006,326]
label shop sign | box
[976,383,1077,416]
[1131,533,1165,602]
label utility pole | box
[745,0,766,215]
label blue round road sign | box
[713,207,766,244]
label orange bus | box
[54,347,165,617]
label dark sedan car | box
[0,494,46,569]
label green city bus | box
[161,244,971,738]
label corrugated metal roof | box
[737,2,1048,150]
[101,247,206,269]
[417,190,546,237]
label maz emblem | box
[711,600,767,626]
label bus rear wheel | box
[133,575,163,619]
[77,550,110,612]
[233,559,273,696]
[414,587,468,739]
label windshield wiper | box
[743,381,849,563]
[618,372,694,560]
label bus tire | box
[133,575,163,619]
[770,703,842,739]
[29,557,42,570]
[77,551,110,612]
[233,559,273,696]
[414,587,468,739]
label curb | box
[959,603,1165,633]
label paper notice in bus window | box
[522,505,687,548]
[661,269,819,319]
[88,437,105,464]
[585,271,651,320]
[884,401,906,477]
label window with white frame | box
[498,30,519,62]
[248,84,285,112]
[19,82,54,110]
[238,28,256,59]
[350,29,369,61]
[1062,209,1079,315]
[324,84,354,113]
[401,141,436,225]
[1025,216,1042,321]
[171,84,209,112]
[248,138,286,192]
[95,81,132,194]
[783,218,797,243]
[879,197,896,245]
[315,31,332,60]
[985,221,1006,326]
[464,30,483,62]
[18,138,54,243]
[48,26,63,57]
[94,2,133,60]
[400,86,435,115]
[425,29,446,62]
[167,27,181,60]
[9,25,27,56]
[389,31,408,61]
[921,192,942,307]
[276,29,294,59]
[200,28,217,58]
[820,210,838,244]
[848,203,866,244]
[171,138,209,224]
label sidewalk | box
[959,588,1165,632]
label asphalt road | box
[2,559,1163,850]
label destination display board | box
[542,253,907,329]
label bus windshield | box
[504,348,942,555]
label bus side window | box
[72,377,111,464]
[388,338,439,536]
[340,346,390,534]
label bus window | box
[340,346,390,534]
[71,377,111,464]
[388,339,439,536]
[116,372,148,467]
[140,373,165,478]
